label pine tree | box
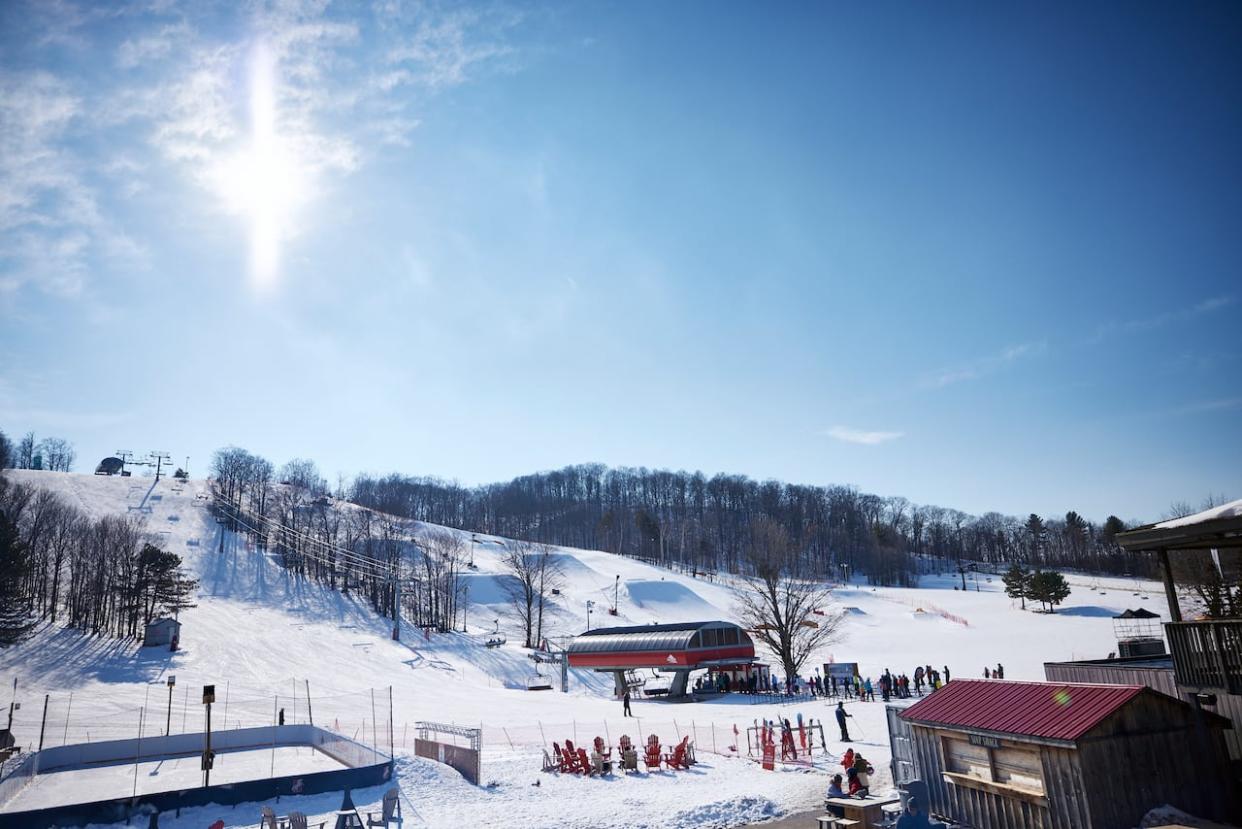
[1027,570,1071,613]
[1002,562,1031,609]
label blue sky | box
[1,1,1238,522]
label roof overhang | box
[1117,504,1242,553]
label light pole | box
[586,600,595,632]
[165,675,176,736]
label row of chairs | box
[259,788,401,829]
[543,735,696,776]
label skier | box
[984,666,990,679]
[913,665,924,694]
[944,665,951,683]
[835,701,852,741]
[842,746,854,769]
[996,663,1004,679]
[622,687,632,717]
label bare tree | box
[735,517,843,681]
[38,437,75,472]
[501,539,564,648]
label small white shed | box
[143,617,181,647]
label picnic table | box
[822,796,901,829]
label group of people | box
[826,746,874,798]
[984,663,1005,679]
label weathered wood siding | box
[1077,692,1241,828]
[908,725,1087,829]
[885,705,918,787]
[1043,661,1180,698]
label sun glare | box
[214,42,306,290]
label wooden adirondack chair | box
[260,806,285,829]
[618,734,639,772]
[564,740,588,774]
[664,736,690,769]
[577,746,594,776]
[551,742,569,772]
[366,788,402,827]
[287,813,326,829]
[643,735,662,770]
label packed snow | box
[0,470,1163,828]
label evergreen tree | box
[1025,514,1046,558]
[1002,562,1031,609]
[1102,515,1127,541]
[1027,569,1071,613]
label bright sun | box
[214,43,307,290]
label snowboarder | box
[984,666,990,678]
[835,701,852,741]
[996,663,1004,679]
[622,688,632,717]
[944,665,951,683]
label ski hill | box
[0,470,1163,829]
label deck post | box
[1158,548,1182,622]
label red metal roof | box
[899,679,1145,742]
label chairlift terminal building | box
[566,621,757,697]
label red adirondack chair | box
[643,735,662,770]
[577,747,594,775]
[565,740,590,775]
[664,736,690,769]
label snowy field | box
[0,471,1163,828]
[6,745,343,811]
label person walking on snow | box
[622,687,632,717]
[835,701,852,741]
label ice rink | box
[3,745,345,811]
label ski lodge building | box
[891,679,1238,829]
[566,620,758,698]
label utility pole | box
[614,575,620,614]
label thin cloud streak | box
[824,426,905,445]
[919,340,1047,390]
[1088,294,1235,345]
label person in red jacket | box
[842,747,854,770]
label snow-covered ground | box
[0,470,1163,828]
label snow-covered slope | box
[0,471,1163,829]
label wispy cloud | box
[1088,295,1235,344]
[824,426,905,445]
[918,340,1047,390]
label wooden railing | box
[1166,620,1242,695]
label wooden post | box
[1159,548,1182,622]
[37,694,48,752]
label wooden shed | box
[142,617,181,647]
[898,679,1239,829]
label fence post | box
[38,695,48,752]
[62,692,72,747]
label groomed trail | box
[0,470,1156,829]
